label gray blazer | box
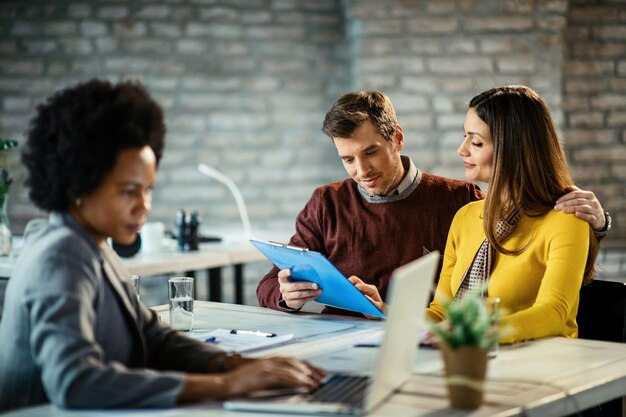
[0,212,222,411]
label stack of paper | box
[190,328,295,353]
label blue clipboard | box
[250,239,385,318]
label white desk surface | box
[1,229,623,283]
[4,301,626,417]
[121,241,266,277]
[2,245,623,283]
[0,241,267,279]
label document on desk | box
[250,238,386,318]
[190,328,295,354]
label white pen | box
[230,329,276,337]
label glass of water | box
[486,297,500,358]
[168,277,194,331]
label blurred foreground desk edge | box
[3,301,626,417]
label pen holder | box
[175,209,200,251]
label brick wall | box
[563,0,626,242]
[0,0,624,242]
[0,0,349,236]
[346,0,568,181]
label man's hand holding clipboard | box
[250,239,386,318]
[277,268,322,311]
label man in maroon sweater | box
[256,91,609,317]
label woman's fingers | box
[226,356,326,396]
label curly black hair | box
[22,79,165,211]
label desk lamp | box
[197,163,252,241]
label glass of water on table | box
[168,277,194,331]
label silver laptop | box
[224,251,439,415]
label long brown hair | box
[470,85,597,284]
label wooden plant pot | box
[441,345,488,409]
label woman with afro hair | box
[0,79,324,411]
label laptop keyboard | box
[310,374,369,406]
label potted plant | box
[430,292,498,409]
[0,137,18,256]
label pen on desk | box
[204,336,218,343]
[354,343,379,348]
[230,329,277,337]
[355,342,438,349]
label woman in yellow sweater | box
[426,85,599,344]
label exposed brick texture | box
[0,0,350,237]
[0,0,624,246]
[563,0,626,242]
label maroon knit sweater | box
[256,172,483,316]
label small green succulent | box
[430,291,498,350]
[0,138,18,195]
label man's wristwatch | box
[278,298,302,313]
[595,210,612,239]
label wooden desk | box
[6,301,625,417]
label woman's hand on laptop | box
[224,357,327,397]
[348,276,388,317]
[278,269,323,310]
[178,357,326,403]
